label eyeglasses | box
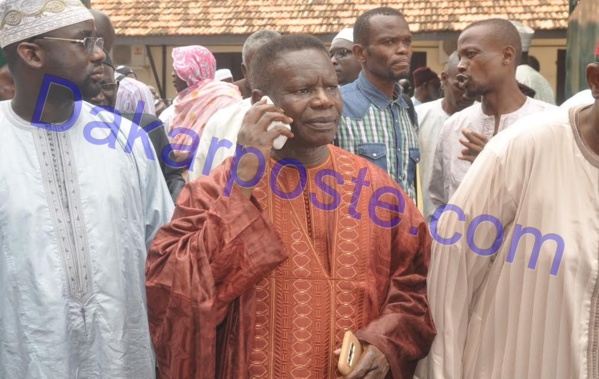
[100,83,118,93]
[39,36,104,55]
[330,49,352,60]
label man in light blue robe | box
[0,1,174,377]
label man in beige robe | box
[420,43,599,379]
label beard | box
[459,77,484,99]
[390,69,409,82]
[79,77,102,100]
[465,85,484,99]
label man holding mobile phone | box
[146,33,435,379]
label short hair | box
[463,18,522,65]
[242,30,281,64]
[354,7,405,46]
[249,34,328,92]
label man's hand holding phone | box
[336,331,390,379]
[234,96,293,198]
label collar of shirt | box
[356,72,409,110]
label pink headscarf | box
[172,45,216,98]
[169,45,241,165]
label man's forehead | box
[273,50,332,80]
[369,14,410,35]
[276,49,327,66]
[102,65,115,79]
[458,26,498,48]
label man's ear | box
[251,88,265,105]
[16,42,44,69]
[353,43,367,64]
[586,63,599,99]
[241,62,248,79]
[440,71,449,87]
[502,45,516,66]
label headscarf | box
[115,77,156,116]
[172,45,216,98]
[169,45,241,165]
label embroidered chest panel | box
[33,129,93,305]
[248,155,372,378]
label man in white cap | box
[330,27,362,85]
[0,0,173,377]
[512,20,556,104]
[215,68,233,83]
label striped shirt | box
[335,72,420,201]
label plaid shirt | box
[335,72,420,201]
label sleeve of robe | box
[428,120,449,220]
[423,143,518,378]
[354,180,437,379]
[145,161,288,378]
[143,118,186,202]
[119,115,175,248]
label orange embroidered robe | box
[146,145,435,379]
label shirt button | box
[373,153,377,157]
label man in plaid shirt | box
[336,7,420,202]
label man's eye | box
[297,88,311,94]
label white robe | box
[429,97,555,212]
[561,89,594,109]
[0,101,174,378]
[188,97,251,180]
[416,98,449,219]
[422,105,599,378]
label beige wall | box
[528,39,566,94]
[117,39,566,101]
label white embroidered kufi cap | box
[0,0,93,48]
[332,28,354,44]
[510,20,535,53]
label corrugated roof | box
[92,0,569,37]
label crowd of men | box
[0,0,597,378]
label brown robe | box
[146,145,436,378]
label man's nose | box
[91,45,105,63]
[312,87,334,108]
[396,42,409,55]
[457,58,467,72]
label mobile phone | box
[338,330,363,376]
[262,96,291,150]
